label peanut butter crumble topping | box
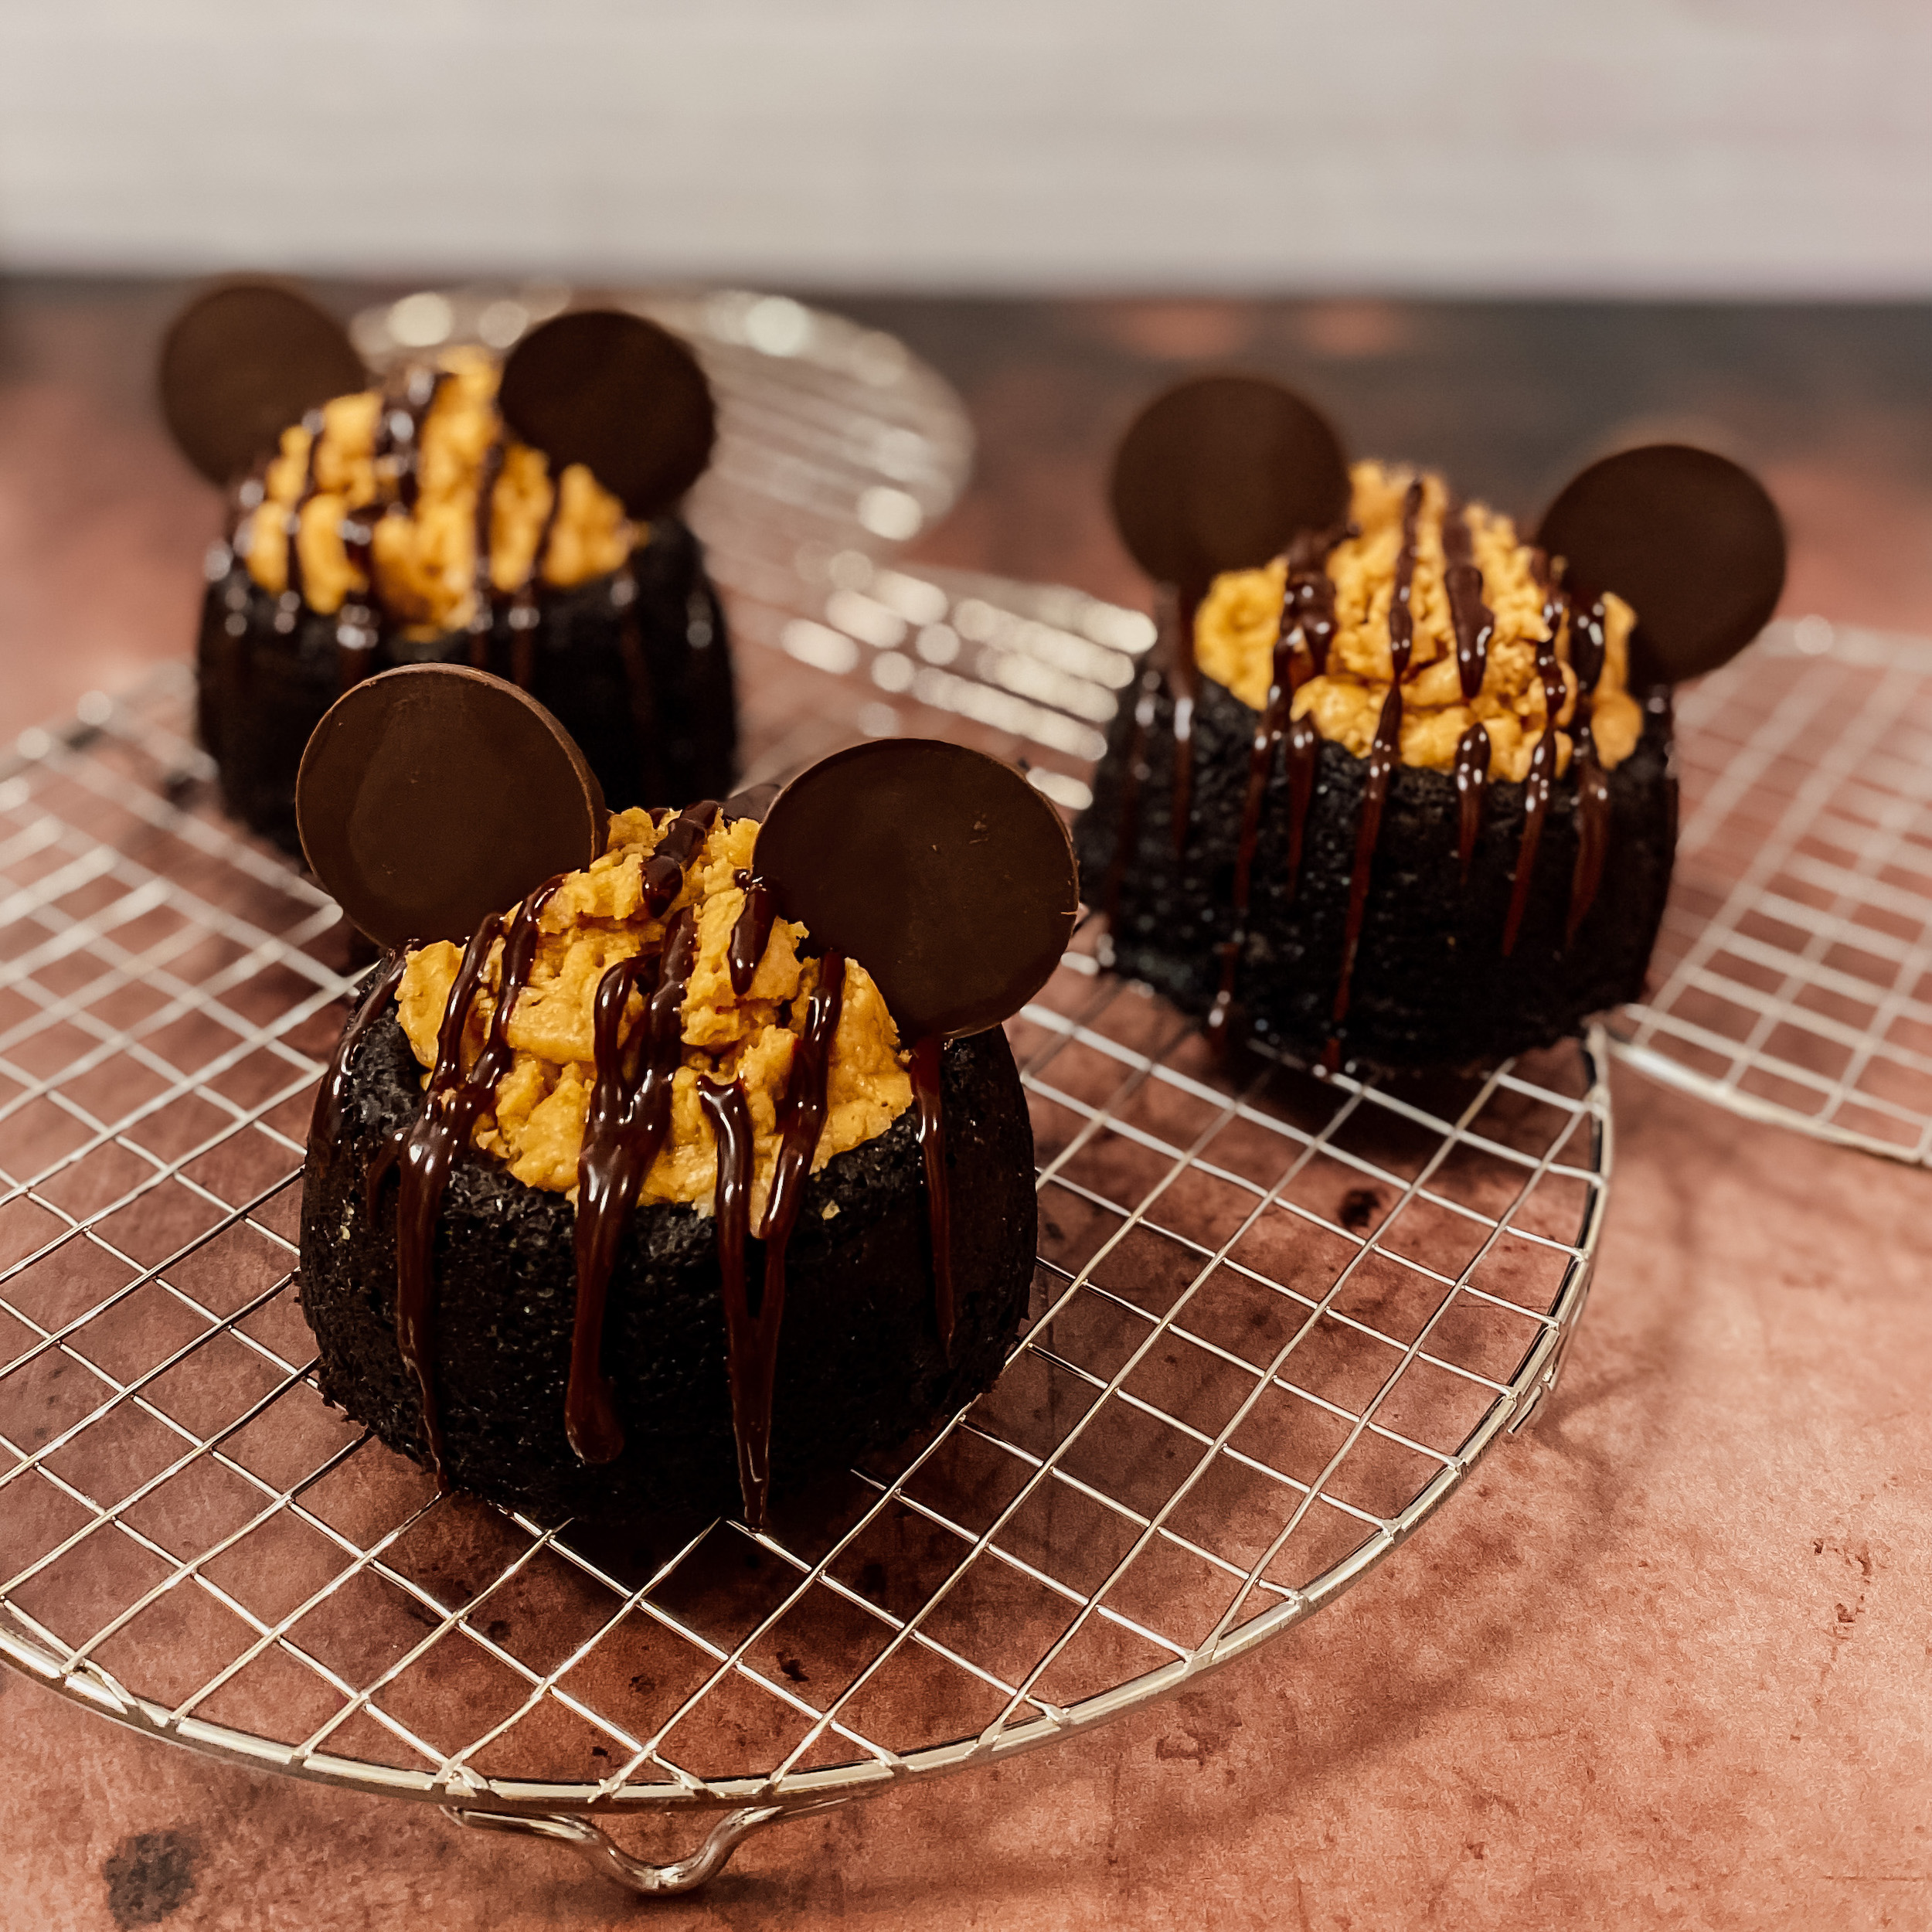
[394,812,912,1223]
[243,349,634,637]
[1194,462,1644,782]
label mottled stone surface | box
[2,282,1930,1928]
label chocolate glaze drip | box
[1100,661,1166,938]
[1441,503,1495,702]
[392,370,447,513]
[1330,481,1423,1035]
[907,1035,954,1357]
[567,906,699,1465]
[311,953,406,1146]
[1206,529,1342,1047]
[1569,747,1612,944]
[733,950,846,1528]
[366,875,560,1475]
[1163,584,1202,858]
[727,872,776,997]
[1283,713,1321,900]
[644,800,721,916]
[1564,595,1612,942]
[1502,596,1570,957]
[696,1075,760,1517]
[1454,723,1492,880]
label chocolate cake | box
[1079,384,1784,1074]
[293,671,1077,1526]
[165,287,736,852]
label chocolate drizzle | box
[908,1035,954,1358]
[696,1075,759,1515]
[1441,504,1495,702]
[734,950,846,1527]
[1163,584,1202,857]
[1502,596,1570,957]
[645,799,720,913]
[567,906,700,1465]
[1330,481,1423,1037]
[1100,661,1166,937]
[1564,595,1612,943]
[311,952,406,1146]
[1454,723,1492,880]
[728,872,776,997]
[366,873,560,1476]
[1206,529,1342,1047]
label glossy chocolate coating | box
[1109,374,1349,594]
[1536,443,1786,684]
[159,281,366,486]
[498,309,716,520]
[296,663,604,948]
[753,739,1080,1042]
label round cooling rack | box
[0,670,1611,1896]
[1609,617,1932,1164]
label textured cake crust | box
[1075,672,1676,1070]
[196,516,736,852]
[298,1009,1036,1522]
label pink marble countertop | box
[2,283,1928,1930]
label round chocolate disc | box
[497,309,716,519]
[1110,374,1349,593]
[298,665,607,951]
[1536,444,1787,684]
[158,281,366,486]
[754,741,1080,1041]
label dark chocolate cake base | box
[196,516,736,853]
[298,1011,1036,1522]
[1075,673,1676,1071]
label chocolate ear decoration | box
[497,309,716,520]
[1110,374,1349,595]
[158,279,366,486]
[1536,444,1786,685]
[753,741,1080,1042]
[297,665,606,951]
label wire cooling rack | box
[0,668,1610,1894]
[1610,617,1932,1162]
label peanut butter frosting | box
[394,810,912,1223]
[1194,462,1645,783]
[242,349,634,637]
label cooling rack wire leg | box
[439,1798,848,1896]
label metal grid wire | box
[1610,617,1932,1162]
[0,669,1608,1851]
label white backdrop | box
[3,0,1928,292]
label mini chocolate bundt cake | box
[1077,461,1676,1072]
[298,801,1036,1525]
[197,349,734,852]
